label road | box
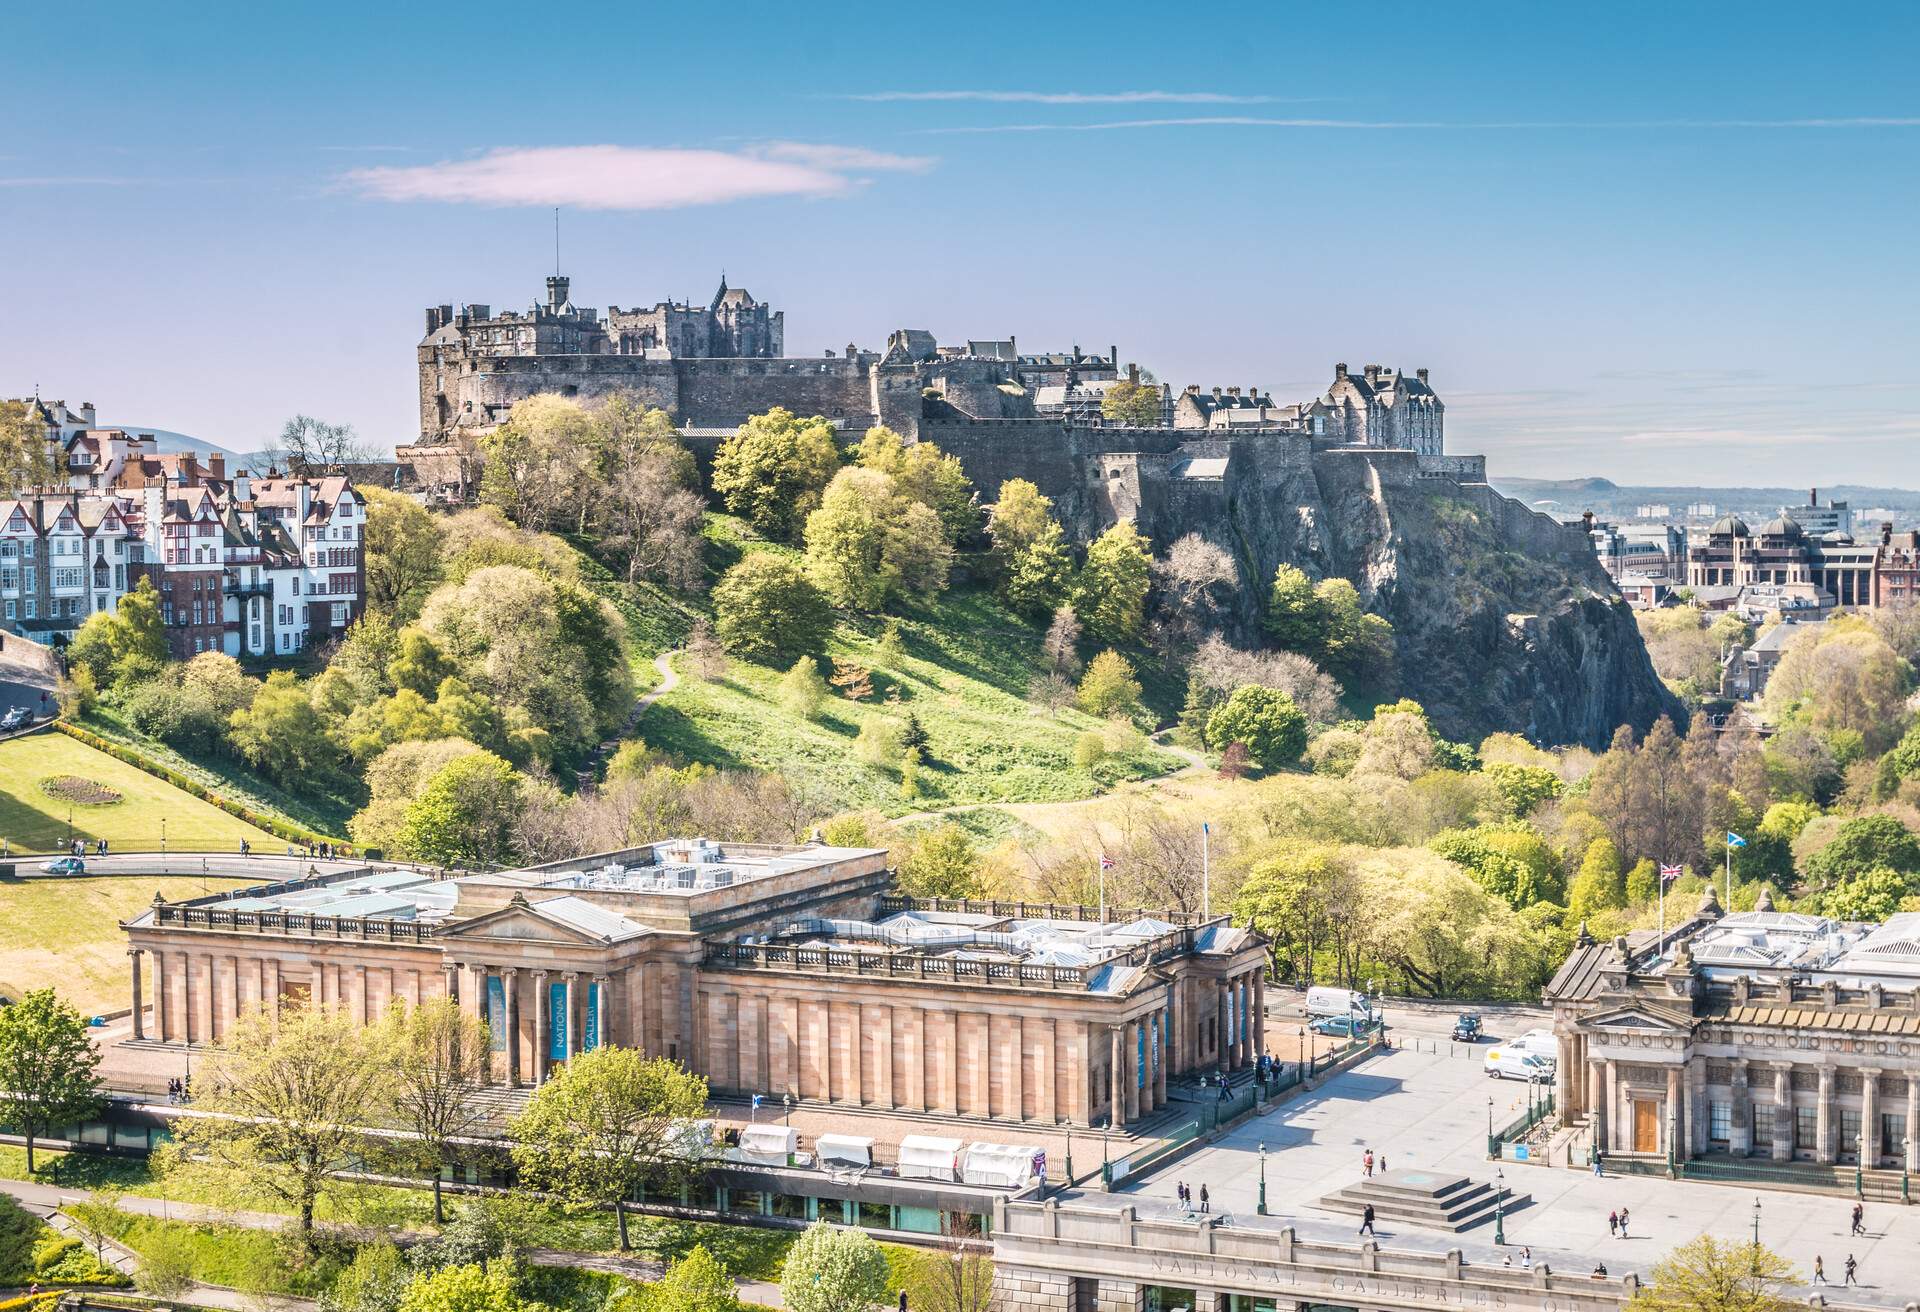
[8,851,404,878]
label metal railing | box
[1608,1152,1914,1203]
[1490,1087,1555,1159]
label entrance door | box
[1633,1100,1658,1154]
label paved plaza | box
[1111,1043,1920,1306]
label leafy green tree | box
[1262,564,1324,652]
[378,998,494,1224]
[361,487,444,623]
[1233,842,1347,983]
[68,577,167,688]
[1073,523,1152,643]
[0,989,102,1174]
[328,1240,412,1312]
[897,824,982,898]
[711,408,841,541]
[480,394,602,534]
[1567,837,1627,921]
[389,629,454,697]
[1206,686,1308,772]
[712,556,832,661]
[1430,823,1565,910]
[1076,649,1142,718]
[1314,578,1394,681]
[1813,866,1912,921]
[510,1046,710,1251]
[636,1246,740,1312]
[804,467,952,610]
[397,1264,543,1312]
[1485,762,1563,818]
[397,751,522,866]
[988,477,1073,617]
[777,657,829,720]
[1629,1234,1796,1312]
[349,738,484,853]
[780,1221,891,1312]
[1099,378,1162,427]
[1803,814,1920,885]
[856,427,977,545]
[159,1005,390,1245]
[0,399,60,492]
[1625,858,1660,906]
[229,669,340,786]
[595,393,699,491]
[132,1225,195,1297]
[1886,720,1920,782]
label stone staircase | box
[1314,1167,1528,1233]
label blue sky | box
[4,1,1916,485]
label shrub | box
[1076,650,1142,718]
[1072,733,1107,769]
[1206,686,1308,771]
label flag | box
[1099,854,1116,871]
[1659,863,1683,889]
[751,1094,763,1110]
[1726,832,1748,849]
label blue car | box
[39,856,86,875]
[1309,1014,1375,1038]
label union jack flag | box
[1659,863,1683,889]
[1099,854,1116,871]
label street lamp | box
[1903,1136,1911,1206]
[782,1092,792,1126]
[1257,1143,1268,1216]
[1493,1167,1506,1246]
[1487,1095,1495,1158]
[1750,1196,1761,1277]
[1065,1130,1075,1185]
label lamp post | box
[1750,1196,1761,1276]
[1257,1143,1268,1216]
[1065,1130,1075,1185]
[1487,1095,1495,1159]
[782,1092,792,1127]
[1493,1166,1506,1246]
[1903,1136,1911,1206]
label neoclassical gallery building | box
[122,839,1269,1129]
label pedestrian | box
[1591,1150,1603,1177]
[1364,1149,1374,1178]
[1850,1202,1864,1235]
[1812,1256,1826,1285]
[1521,1247,1533,1269]
[1618,1207,1629,1238]
[1359,1203,1375,1236]
[1844,1254,1857,1286]
[1608,1210,1618,1238]
[1199,1184,1210,1214]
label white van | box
[1510,1028,1558,1061]
[1484,1046,1555,1082]
[1305,986,1372,1019]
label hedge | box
[51,721,350,852]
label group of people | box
[1607,1207,1632,1238]
[164,1077,190,1104]
[1175,1181,1209,1214]
[277,840,343,859]
[68,837,107,857]
[1361,1148,1389,1177]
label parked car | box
[0,706,27,729]
[38,856,86,875]
[1309,1013,1376,1038]
[1452,1012,1484,1042]
[1483,1047,1554,1082]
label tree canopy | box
[711,408,841,541]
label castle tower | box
[546,275,570,313]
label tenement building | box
[122,839,1269,1129]
[1547,887,1920,1174]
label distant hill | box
[1492,476,1920,527]
[104,424,248,462]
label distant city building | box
[1685,502,1718,519]
[1789,488,1852,538]
[1635,503,1672,520]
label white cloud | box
[842,90,1290,105]
[343,142,931,211]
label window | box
[21,569,32,591]
[22,599,33,619]
[1841,1110,1862,1161]
[0,568,14,592]
[3,602,11,620]
[1796,1106,1818,1151]
[1709,1102,1731,1143]
[53,567,81,590]
[291,578,301,596]
[21,540,33,559]
[1753,1104,1774,1150]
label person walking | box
[1850,1202,1864,1236]
[1379,1153,1388,1173]
[1812,1256,1826,1285]
[1844,1254,1858,1286]
[1359,1203,1376,1236]
[1618,1207,1630,1238]
[1199,1185,1210,1215]
[1608,1210,1619,1238]
[1364,1149,1374,1178]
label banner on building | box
[486,976,506,1052]
[548,980,569,1061]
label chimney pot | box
[1335,362,1348,379]
[1417,367,1430,383]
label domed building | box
[1687,510,1880,606]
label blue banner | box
[584,982,601,1052]
[486,975,506,1052]
[1150,1012,1160,1074]
[1136,1022,1147,1088]
[548,981,568,1061]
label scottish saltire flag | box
[1727,832,1748,848]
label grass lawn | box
[0,731,284,855]
[642,581,1184,816]
[0,873,255,1015]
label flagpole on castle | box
[1201,822,1211,921]
[1659,859,1666,946]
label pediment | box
[1584,1006,1693,1033]
[443,906,601,945]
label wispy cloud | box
[840,90,1296,105]
[918,115,1920,135]
[342,142,932,210]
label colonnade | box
[449,962,616,1088]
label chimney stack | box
[207,453,225,481]
[1335,362,1348,380]
[1417,367,1429,383]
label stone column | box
[1667,1065,1685,1162]
[1216,981,1229,1070]
[1730,1060,1752,1156]
[1252,971,1266,1059]
[129,949,145,1040]
[1605,1060,1620,1152]
[1687,1058,1707,1157]
[502,968,522,1087]
[1108,1024,1125,1128]
[1773,1063,1794,1161]
[1587,1060,1607,1150]
[1907,1076,1920,1173]
[153,949,170,1043]
[442,963,458,1007]
[1861,1069,1880,1167]
[1817,1065,1836,1164]
[1153,1007,1168,1110]
[565,973,581,1057]
[1124,1019,1141,1124]
[1555,1034,1575,1112]
[532,971,550,1082]
[596,974,615,1049]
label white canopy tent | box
[815,1133,875,1169]
[896,1135,963,1181]
[731,1124,798,1167]
[961,1141,1045,1188]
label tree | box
[1803,814,1920,886]
[350,738,485,853]
[267,413,371,476]
[378,998,494,1224]
[68,577,168,688]
[594,393,698,492]
[1099,377,1162,427]
[134,1224,196,1297]
[780,1221,891,1312]
[1765,620,1914,753]
[1076,649,1142,718]
[0,399,59,491]
[479,395,601,534]
[397,751,522,866]
[804,467,953,610]
[903,1216,994,1312]
[1812,866,1911,921]
[1206,686,1308,772]
[777,657,829,720]
[710,408,841,541]
[856,428,977,545]
[0,989,102,1174]
[636,1246,740,1312]
[159,1004,390,1245]
[1314,578,1394,682]
[327,1241,412,1312]
[229,669,340,785]
[1074,523,1152,643]
[712,556,831,662]
[1235,843,1349,984]
[1263,564,1324,652]
[1041,605,1083,675]
[511,1047,709,1250]
[988,481,1073,616]
[361,487,443,623]
[1188,636,1343,729]
[1567,837,1627,921]
[685,616,730,682]
[397,1264,541,1312]
[603,456,704,589]
[1630,1234,1796,1312]
[897,824,982,898]
[1485,762,1564,818]
[1152,534,1236,652]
